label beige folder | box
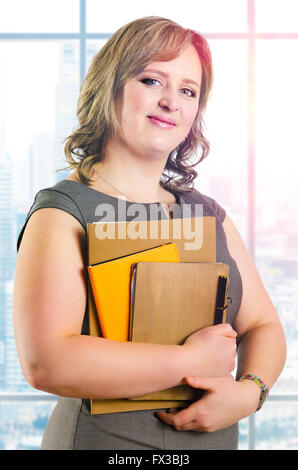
[129,261,229,401]
[87,216,217,414]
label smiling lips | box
[147,115,176,129]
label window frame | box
[0,0,297,450]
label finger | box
[174,421,201,432]
[157,413,203,432]
[155,410,176,425]
[214,323,237,338]
[157,407,202,431]
[167,400,203,427]
[168,408,179,414]
[185,376,215,390]
[157,394,209,428]
[155,410,194,430]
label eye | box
[140,78,197,98]
[140,78,162,86]
[181,88,196,98]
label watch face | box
[257,385,269,411]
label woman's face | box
[113,44,202,160]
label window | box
[0,0,297,450]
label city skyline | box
[1,41,297,392]
[1,31,298,448]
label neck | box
[92,139,171,203]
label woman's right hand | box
[182,323,237,377]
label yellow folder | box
[87,242,180,342]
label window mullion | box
[80,0,87,84]
[247,0,256,260]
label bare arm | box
[13,208,236,400]
[224,215,287,394]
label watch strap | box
[239,374,269,412]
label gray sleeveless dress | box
[17,179,242,450]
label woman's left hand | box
[155,375,260,432]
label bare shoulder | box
[14,207,88,338]
[17,207,87,275]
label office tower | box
[30,134,56,200]
[4,280,28,391]
[54,42,80,181]
[0,153,14,281]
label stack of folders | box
[87,241,229,402]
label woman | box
[13,16,286,450]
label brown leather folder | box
[87,216,217,414]
[128,261,229,401]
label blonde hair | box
[62,16,213,192]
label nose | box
[158,89,178,113]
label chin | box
[127,136,178,159]
[142,139,178,156]
[143,145,174,159]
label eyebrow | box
[142,68,201,89]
